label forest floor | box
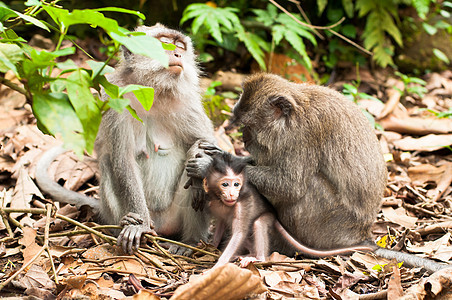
[0,62,452,299]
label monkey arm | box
[104,124,154,254]
[212,203,250,269]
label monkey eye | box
[159,36,173,44]
[234,182,240,187]
[175,41,186,50]
[222,182,229,187]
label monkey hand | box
[118,212,157,254]
[184,177,207,211]
[198,141,223,156]
[239,257,263,268]
[186,154,213,179]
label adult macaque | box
[204,152,374,270]
[36,24,215,254]
[188,73,448,273]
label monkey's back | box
[241,74,387,251]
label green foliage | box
[181,3,316,70]
[356,0,402,67]
[395,71,428,98]
[425,108,452,119]
[342,67,382,129]
[252,4,316,70]
[0,1,168,156]
[203,80,237,126]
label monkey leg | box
[253,213,274,261]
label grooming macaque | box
[188,73,448,273]
[36,24,216,254]
[204,153,375,269]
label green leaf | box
[97,75,119,99]
[87,60,114,77]
[110,32,168,67]
[13,10,49,31]
[0,7,17,22]
[132,87,154,111]
[272,25,285,45]
[343,83,357,94]
[342,0,354,18]
[94,7,145,20]
[422,22,437,35]
[25,0,41,6]
[412,0,430,19]
[433,48,450,64]
[108,98,130,113]
[126,105,143,123]
[33,92,86,156]
[0,43,23,73]
[66,69,102,152]
[118,84,154,111]
[237,30,266,70]
[284,30,312,69]
[341,24,357,38]
[317,0,328,14]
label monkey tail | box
[275,221,374,257]
[35,146,101,213]
[374,248,449,274]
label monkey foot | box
[239,257,262,268]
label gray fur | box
[36,24,216,254]
[218,73,448,273]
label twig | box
[43,204,59,285]
[269,0,373,56]
[0,204,58,291]
[403,202,441,218]
[358,290,388,299]
[143,235,185,272]
[0,210,14,238]
[0,77,30,99]
[288,0,324,39]
[86,267,167,281]
[135,250,165,271]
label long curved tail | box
[275,221,374,257]
[375,248,449,273]
[35,146,101,213]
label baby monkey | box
[203,152,374,270]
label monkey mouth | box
[223,200,237,206]
[168,64,183,75]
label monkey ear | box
[121,45,132,60]
[268,96,293,118]
[202,178,209,193]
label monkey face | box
[219,176,243,206]
[119,25,199,90]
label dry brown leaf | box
[400,267,452,299]
[133,290,161,300]
[10,166,43,219]
[350,252,390,271]
[388,266,404,299]
[393,134,452,152]
[111,258,148,276]
[378,78,404,120]
[380,115,452,135]
[11,175,39,220]
[382,207,418,229]
[170,263,266,300]
[333,272,368,293]
[82,243,119,260]
[62,157,97,192]
[408,164,446,185]
[406,233,452,262]
[15,264,56,290]
[214,125,235,154]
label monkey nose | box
[174,52,181,58]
